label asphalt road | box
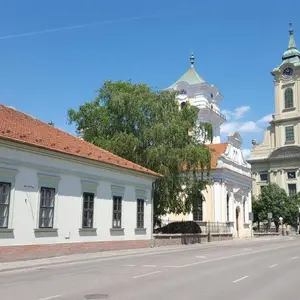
[1,237,300,300]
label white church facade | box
[249,24,300,200]
[164,54,253,238]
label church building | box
[163,54,253,238]
[249,23,300,200]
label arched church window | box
[284,88,294,109]
[226,193,230,222]
[193,194,203,221]
[180,102,186,110]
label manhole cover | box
[84,294,109,299]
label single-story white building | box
[0,105,161,262]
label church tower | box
[249,23,300,200]
[271,22,300,147]
[166,54,226,144]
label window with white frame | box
[284,88,294,109]
[82,192,94,228]
[260,173,268,182]
[0,182,11,228]
[287,171,296,180]
[193,194,204,221]
[137,199,145,228]
[226,193,230,222]
[39,187,55,228]
[112,195,122,228]
[285,126,294,143]
[288,184,297,199]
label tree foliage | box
[68,80,213,218]
[252,183,300,230]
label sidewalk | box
[0,237,283,273]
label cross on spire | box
[190,52,195,67]
[288,22,296,49]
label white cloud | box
[242,148,251,159]
[222,106,250,121]
[234,106,251,119]
[221,121,261,134]
[257,113,273,124]
[239,121,262,133]
[220,122,239,134]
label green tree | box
[48,121,55,126]
[252,183,299,232]
[68,80,213,219]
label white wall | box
[0,143,154,246]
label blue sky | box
[1,0,299,157]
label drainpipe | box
[150,180,156,248]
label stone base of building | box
[0,240,150,263]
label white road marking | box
[243,248,252,251]
[133,271,161,279]
[292,256,298,260]
[176,244,293,268]
[123,264,136,267]
[196,256,207,258]
[143,265,156,268]
[38,295,62,300]
[269,264,278,268]
[0,281,27,287]
[233,276,249,283]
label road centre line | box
[292,256,298,260]
[133,271,161,279]
[233,276,249,283]
[143,265,156,267]
[269,264,278,268]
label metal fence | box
[154,219,232,234]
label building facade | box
[0,105,160,262]
[249,24,300,199]
[164,55,253,238]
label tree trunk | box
[274,221,279,233]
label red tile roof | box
[207,143,228,168]
[0,105,161,178]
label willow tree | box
[68,80,213,218]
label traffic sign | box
[268,212,273,219]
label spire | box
[190,52,195,67]
[282,22,300,61]
[288,22,297,49]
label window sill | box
[79,228,97,232]
[285,140,295,145]
[0,228,14,233]
[283,107,296,112]
[110,227,124,232]
[34,228,58,233]
[135,228,147,233]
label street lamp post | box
[279,217,284,236]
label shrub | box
[154,221,201,234]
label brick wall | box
[0,240,150,263]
